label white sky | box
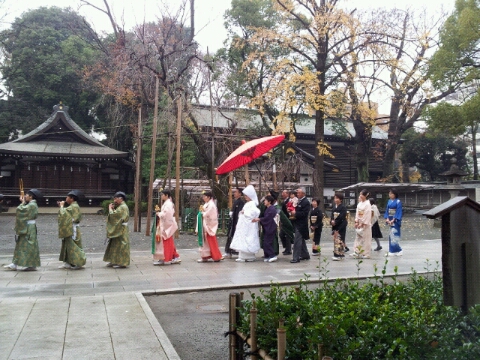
[2,0,455,53]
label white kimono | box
[230,200,261,259]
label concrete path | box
[0,238,442,359]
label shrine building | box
[0,103,134,205]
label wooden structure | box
[0,103,133,204]
[191,105,388,193]
[423,196,480,311]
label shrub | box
[237,261,480,359]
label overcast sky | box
[2,0,455,53]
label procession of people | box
[2,182,404,271]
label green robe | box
[58,202,86,266]
[103,202,130,266]
[13,200,40,267]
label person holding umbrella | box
[224,187,244,259]
[104,191,130,268]
[4,189,42,271]
[196,191,223,262]
[58,190,86,270]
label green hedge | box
[238,260,480,359]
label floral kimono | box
[384,198,403,254]
[353,199,372,257]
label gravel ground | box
[0,213,440,255]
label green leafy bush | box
[237,261,480,359]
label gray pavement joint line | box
[103,295,117,360]
[61,297,72,360]
[142,270,441,297]
[7,298,38,360]
[135,292,181,360]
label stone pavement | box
[0,238,442,360]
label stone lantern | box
[438,158,467,199]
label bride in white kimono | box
[230,185,261,262]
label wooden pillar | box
[175,97,182,237]
[146,76,160,237]
[134,107,143,232]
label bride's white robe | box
[230,200,261,259]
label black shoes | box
[374,246,383,251]
[299,257,310,261]
[290,259,300,263]
[344,247,350,252]
[282,251,292,255]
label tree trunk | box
[314,108,325,205]
[472,129,478,180]
[382,99,402,178]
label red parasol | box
[216,135,285,175]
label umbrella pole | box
[245,165,250,186]
[228,172,233,209]
[253,160,272,193]
[273,164,278,191]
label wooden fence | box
[228,292,333,360]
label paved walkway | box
[0,238,442,360]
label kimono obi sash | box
[72,221,80,240]
[311,216,317,224]
[358,209,364,216]
[333,212,339,219]
[388,209,396,216]
[27,220,36,224]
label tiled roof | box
[0,104,128,158]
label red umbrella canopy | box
[216,135,285,175]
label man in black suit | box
[279,189,292,254]
[224,187,244,258]
[290,187,311,263]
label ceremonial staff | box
[19,178,24,197]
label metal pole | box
[146,76,159,236]
[134,107,142,232]
[175,97,182,238]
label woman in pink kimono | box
[350,189,372,259]
[153,189,180,265]
[196,191,223,262]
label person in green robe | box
[58,190,86,270]
[4,189,42,271]
[103,191,130,268]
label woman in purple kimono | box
[254,195,278,263]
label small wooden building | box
[0,104,133,204]
[423,197,480,310]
